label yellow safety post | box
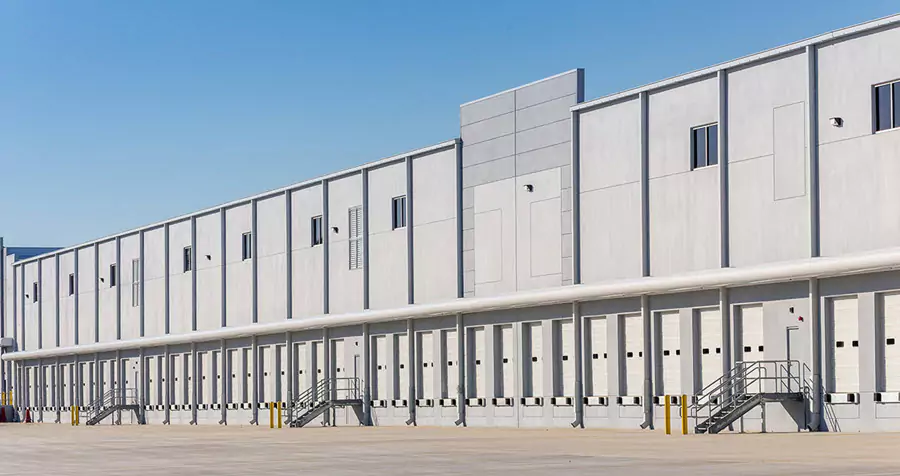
[269,402,274,429]
[664,395,671,435]
[75,405,80,426]
[681,394,688,435]
[277,402,282,429]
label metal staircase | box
[287,377,364,428]
[81,388,145,426]
[691,360,809,434]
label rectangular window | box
[348,206,362,270]
[68,273,75,296]
[32,282,38,303]
[874,81,900,133]
[131,259,140,307]
[183,246,192,273]
[241,232,252,261]
[691,123,718,169]
[392,196,407,230]
[311,216,323,246]
[109,264,117,287]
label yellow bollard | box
[681,394,688,435]
[269,402,274,429]
[277,402,282,429]
[664,395,671,435]
[76,405,80,426]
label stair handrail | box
[286,377,364,426]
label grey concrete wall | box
[461,70,583,297]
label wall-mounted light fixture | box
[99,277,105,283]
[523,184,534,192]
[206,254,212,261]
[331,226,339,233]
[830,117,843,127]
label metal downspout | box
[810,278,822,431]
[571,302,584,428]
[640,294,653,429]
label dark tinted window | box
[692,127,707,168]
[894,83,900,131]
[876,84,892,132]
[707,124,719,166]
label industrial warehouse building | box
[4,14,900,432]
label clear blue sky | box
[1,1,896,247]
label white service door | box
[831,296,859,393]
[699,308,723,390]
[589,317,608,396]
[372,336,388,400]
[171,355,183,406]
[293,342,309,395]
[624,313,643,396]
[499,325,514,399]
[211,350,221,406]
[183,354,192,407]
[444,330,458,398]
[418,332,434,399]
[226,349,238,404]
[525,322,543,398]
[557,320,575,396]
[659,311,681,396]
[332,340,346,399]
[314,342,325,386]
[196,352,208,405]
[241,348,251,403]
[469,327,486,398]
[277,345,287,402]
[44,366,53,407]
[739,305,764,361]
[883,293,900,391]
[396,334,409,400]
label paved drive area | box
[2,424,900,475]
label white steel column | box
[163,345,171,425]
[572,301,584,428]
[251,335,258,425]
[190,343,197,424]
[640,294,652,429]
[455,313,465,427]
[362,323,370,425]
[219,339,227,425]
[406,318,416,426]
[810,278,822,430]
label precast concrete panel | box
[119,235,141,340]
[76,247,96,345]
[468,327,486,398]
[168,221,193,335]
[39,257,56,349]
[554,319,574,397]
[416,332,434,399]
[257,196,287,324]
[195,213,223,332]
[395,334,409,400]
[818,25,900,257]
[880,293,900,391]
[43,365,52,408]
[473,177,516,296]
[369,162,408,310]
[830,296,860,393]
[225,206,252,327]
[524,322,543,397]
[372,336,388,400]
[97,241,117,343]
[442,329,458,398]
[657,311,681,396]
[623,313,643,396]
[142,228,166,338]
[588,317,608,396]
[516,169,562,290]
[328,174,364,314]
[290,185,325,318]
[58,252,76,347]
[738,304,765,361]
[413,148,458,304]
[23,263,38,351]
[698,308,723,391]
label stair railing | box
[286,377,363,426]
[79,387,140,424]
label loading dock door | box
[831,296,859,393]
[589,317,608,396]
[294,342,309,395]
[556,320,575,396]
[524,322,543,398]
[417,332,434,399]
[226,349,239,405]
[44,366,53,408]
[468,327,486,398]
[372,336,387,400]
[260,346,274,403]
[624,314,643,397]
[314,342,325,387]
[444,330,458,398]
[739,305,764,361]
[882,293,900,391]
[499,325,514,399]
[332,340,346,399]
[171,355,182,406]
[396,334,409,400]
[659,311,681,396]
[699,308,723,391]
[276,345,287,403]
[196,352,207,406]
[211,350,221,407]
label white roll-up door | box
[183,353,192,407]
[468,327,486,398]
[699,308,723,390]
[261,346,274,403]
[444,330,458,398]
[499,325,514,399]
[169,355,181,406]
[882,293,900,391]
[372,336,387,400]
[418,332,434,399]
[226,349,237,404]
[241,348,251,404]
[589,317,608,396]
[211,350,221,406]
[61,364,69,407]
[196,352,207,405]
[739,305,764,361]
[276,345,287,402]
[623,313,643,396]
[556,320,575,397]
[396,334,409,400]
[525,322,543,398]
[831,296,859,393]
[659,311,681,396]
[44,366,53,407]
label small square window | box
[68,273,75,296]
[241,232,252,261]
[131,259,140,308]
[183,246,192,273]
[109,264,117,287]
[875,83,893,132]
[392,196,407,230]
[310,216,323,246]
[691,123,719,169]
[32,282,38,303]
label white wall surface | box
[412,148,459,304]
[97,240,116,343]
[143,227,166,338]
[168,220,193,334]
[225,206,252,327]
[327,173,364,314]
[58,252,75,347]
[39,256,56,349]
[120,234,140,340]
[473,177,516,296]
[290,185,324,319]
[368,162,408,310]
[195,212,222,331]
[257,195,287,324]
[76,247,96,345]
